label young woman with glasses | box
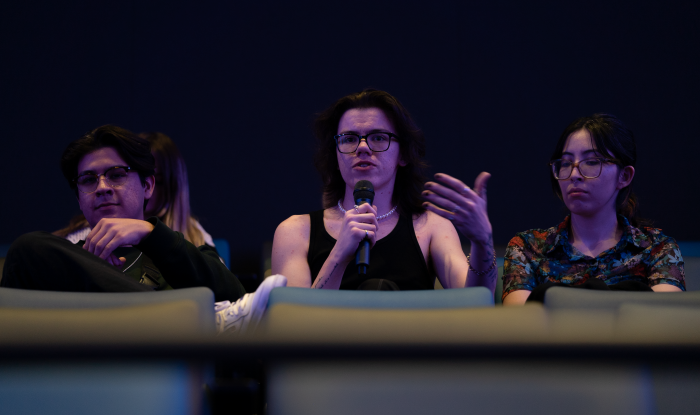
[271,89,496,292]
[502,113,685,305]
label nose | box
[94,175,114,195]
[569,161,584,181]
[356,138,372,155]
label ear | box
[398,156,408,167]
[143,175,155,200]
[617,166,635,189]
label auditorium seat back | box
[683,256,700,291]
[0,286,216,335]
[544,286,700,311]
[267,286,494,310]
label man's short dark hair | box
[313,89,428,217]
[60,125,156,192]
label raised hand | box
[422,172,492,246]
[83,218,155,267]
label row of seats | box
[2,283,700,414]
[0,287,214,415]
[261,287,700,415]
[1,240,700,415]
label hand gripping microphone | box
[353,180,375,275]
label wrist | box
[467,250,497,276]
[471,238,493,250]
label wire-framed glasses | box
[333,132,398,154]
[550,157,619,180]
[73,166,133,193]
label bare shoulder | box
[275,214,311,241]
[413,210,456,235]
[272,214,313,283]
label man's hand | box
[83,218,155,267]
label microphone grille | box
[353,180,375,201]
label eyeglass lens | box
[552,159,603,179]
[76,167,130,193]
[336,133,392,153]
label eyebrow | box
[76,165,125,176]
[338,129,393,135]
[562,149,601,157]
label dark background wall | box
[2,0,698,275]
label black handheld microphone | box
[354,180,375,275]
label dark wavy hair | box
[313,89,428,217]
[550,113,641,225]
[60,125,156,194]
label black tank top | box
[307,210,434,290]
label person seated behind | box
[502,114,685,305]
[1,125,284,333]
[54,132,215,248]
[272,89,497,292]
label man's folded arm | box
[136,217,245,302]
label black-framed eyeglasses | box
[333,132,399,154]
[73,166,133,193]
[550,157,620,180]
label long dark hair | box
[550,113,641,225]
[313,89,428,217]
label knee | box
[8,232,67,259]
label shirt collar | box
[619,215,650,249]
[548,215,649,256]
[549,216,574,257]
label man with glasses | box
[271,89,497,293]
[1,125,285,334]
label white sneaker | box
[214,274,287,334]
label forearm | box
[311,250,351,290]
[137,217,245,302]
[466,236,497,293]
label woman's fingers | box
[422,189,463,212]
[422,201,454,219]
[353,202,377,215]
[424,180,465,203]
[433,173,471,195]
[472,172,491,202]
[346,202,379,229]
[424,172,493,246]
[431,172,490,203]
[353,227,377,248]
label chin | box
[567,206,601,218]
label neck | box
[569,209,621,250]
[341,182,396,214]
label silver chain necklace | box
[337,200,398,221]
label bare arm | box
[422,212,469,289]
[502,290,531,305]
[271,215,314,288]
[423,172,497,293]
[651,284,682,292]
[271,205,378,290]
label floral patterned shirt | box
[503,216,686,301]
